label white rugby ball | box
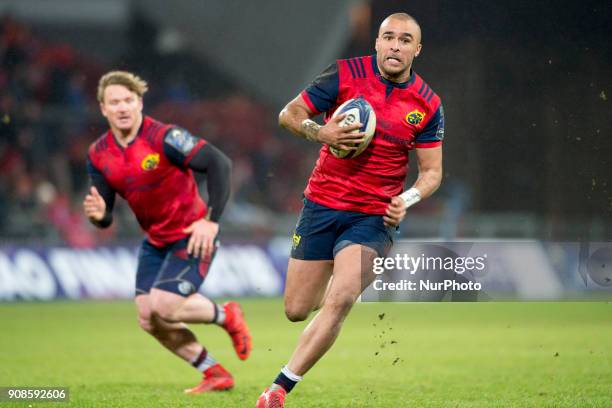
[329,97,376,159]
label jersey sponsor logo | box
[141,153,160,171]
[436,106,446,140]
[382,132,413,147]
[406,110,426,125]
[165,128,197,155]
[292,233,301,250]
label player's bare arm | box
[279,95,367,150]
[412,146,443,198]
[384,146,442,227]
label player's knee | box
[325,294,355,317]
[139,314,170,340]
[135,300,155,333]
[150,294,181,322]
[284,303,311,322]
[138,315,157,334]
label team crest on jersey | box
[406,110,426,125]
[141,153,160,171]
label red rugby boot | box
[255,387,287,408]
[184,363,233,394]
[222,301,252,360]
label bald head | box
[379,13,422,43]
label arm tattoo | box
[300,119,321,142]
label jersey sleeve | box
[163,127,207,167]
[187,143,232,222]
[86,156,116,228]
[415,105,445,148]
[300,63,339,114]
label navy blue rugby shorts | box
[135,236,217,297]
[290,198,394,260]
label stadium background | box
[1,1,611,407]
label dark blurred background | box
[0,0,610,246]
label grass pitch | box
[0,300,611,407]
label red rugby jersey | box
[300,55,444,215]
[87,116,207,246]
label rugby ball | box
[329,97,376,159]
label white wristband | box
[399,187,422,208]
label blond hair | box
[97,70,148,103]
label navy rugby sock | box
[272,365,302,393]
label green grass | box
[0,300,611,407]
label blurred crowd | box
[0,16,313,246]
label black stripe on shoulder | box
[94,134,108,154]
[426,90,436,103]
[354,58,364,77]
[349,58,364,78]
[144,120,163,144]
[345,59,357,78]
[418,81,426,96]
[356,57,367,78]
